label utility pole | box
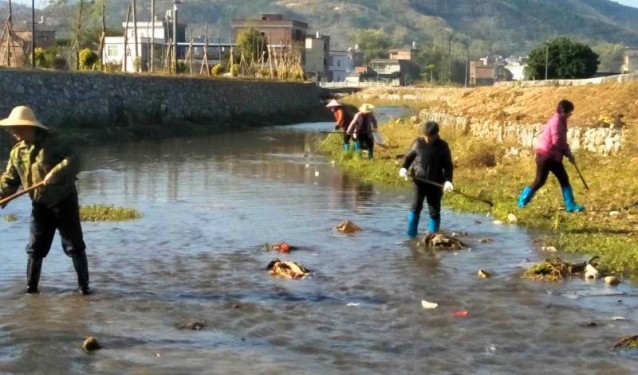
[464,44,469,88]
[132,0,139,72]
[544,42,549,80]
[173,1,180,75]
[150,0,155,72]
[31,0,35,67]
[123,4,131,72]
[447,34,453,83]
[75,0,85,70]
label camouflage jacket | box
[0,132,80,207]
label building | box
[369,59,410,85]
[102,18,186,72]
[328,50,350,82]
[232,14,308,57]
[469,56,510,85]
[389,48,415,61]
[304,32,330,81]
[504,56,527,81]
[622,47,638,73]
[0,25,56,67]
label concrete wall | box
[495,72,638,87]
[419,111,623,155]
[0,69,325,131]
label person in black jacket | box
[399,122,454,236]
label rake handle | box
[0,181,45,207]
[411,176,494,207]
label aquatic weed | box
[80,204,143,222]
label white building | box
[102,19,185,72]
[304,32,330,81]
[328,50,350,82]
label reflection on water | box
[0,119,636,374]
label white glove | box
[443,181,454,192]
[399,168,408,178]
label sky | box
[613,0,638,7]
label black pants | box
[411,182,442,220]
[27,192,86,259]
[342,130,351,144]
[531,154,571,192]
[357,133,374,152]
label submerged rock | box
[612,335,638,350]
[335,220,361,233]
[417,233,466,250]
[82,336,102,352]
[179,320,206,330]
[266,259,311,279]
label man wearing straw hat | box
[347,103,378,159]
[0,106,91,295]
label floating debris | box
[452,310,469,317]
[541,246,557,252]
[523,257,588,281]
[477,269,491,279]
[478,238,493,244]
[2,214,17,222]
[605,276,621,285]
[264,242,295,253]
[507,213,518,224]
[82,336,101,352]
[266,259,310,279]
[335,220,361,233]
[346,302,360,307]
[80,204,143,222]
[585,264,599,279]
[421,300,438,309]
[179,320,206,331]
[612,336,638,350]
[417,233,466,250]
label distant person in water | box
[326,99,354,152]
[399,121,454,236]
[347,103,378,159]
[0,106,91,295]
[517,99,585,212]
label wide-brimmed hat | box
[326,99,342,108]
[0,106,48,130]
[359,103,375,114]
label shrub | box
[176,59,187,74]
[33,48,46,67]
[211,64,225,76]
[79,48,98,70]
[230,64,239,77]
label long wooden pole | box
[0,181,45,207]
[75,0,85,70]
[132,0,138,72]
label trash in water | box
[266,259,311,279]
[477,269,491,278]
[264,242,294,253]
[82,336,101,352]
[585,264,599,279]
[612,336,638,350]
[421,300,438,309]
[541,246,557,252]
[417,233,466,250]
[335,220,362,233]
[347,302,360,307]
[605,276,621,285]
[452,310,469,317]
[314,171,320,177]
[478,238,493,244]
[507,213,518,223]
[179,320,206,330]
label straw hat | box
[326,99,342,108]
[0,106,48,130]
[359,103,375,114]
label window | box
[107,45,118,57]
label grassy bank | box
[324,119,638,279]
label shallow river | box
[0,114,637,374]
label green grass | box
[323,119,638,279]
[80,204,143,222]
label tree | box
[79,48,99,70]
[236,28,269,63]
[525,37,599,80]
[350,29,391,64]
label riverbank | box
[324,112,638,279]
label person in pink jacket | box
[517,99,584,212]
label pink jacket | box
[535,111,571,161]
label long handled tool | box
[572,162,590,190]
[411,176,494,207]
[316,131,336,151]
[0,181,45,207]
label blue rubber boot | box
[342,143,350,152]
[517,186,535,208]
[428,218,440,233]
[353,140,361,156]
[407,212,420,237]
[561,186,584,212]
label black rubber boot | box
[26,256,43,294]
[72,253,91,295]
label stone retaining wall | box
[419,111,623,155]
[0,69,326,130]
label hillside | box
[28,0,638,54]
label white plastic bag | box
[372,132,385,145]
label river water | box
[0,113,636,374]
